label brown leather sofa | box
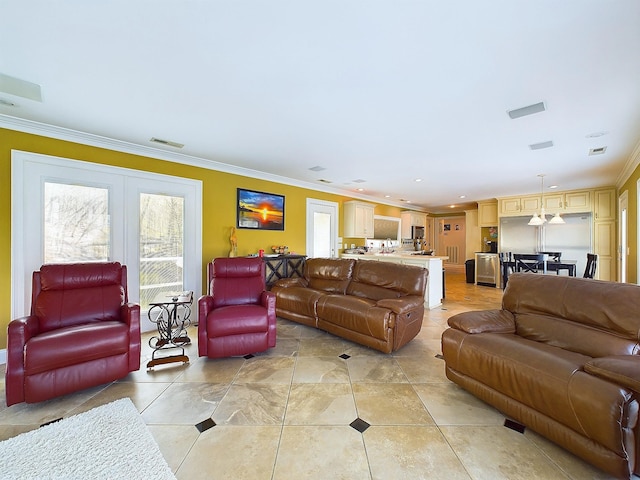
[272,257,428,353]
[442,273,640,479]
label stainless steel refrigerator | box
[499,213,592,276]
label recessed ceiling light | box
[586,131,609,138]
[406,200,412,203]
[548,185,558,189]
[384,195,391,198]
[507,101,546,119]
[529,140,554,150]
[356,188,364,192]
[459,195,466,199]
[450,205,456,208]
[150,137,184,149]
[415,178,422,182]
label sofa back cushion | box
[347,261,427,301]
[503,273,640,356]
[305,258,355,294]
[34,262,125,333]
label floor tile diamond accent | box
[350,417,370,433]
[243,354,255,359]
[339,353,351,360]
[195,417,216,433]
[504,418,525,434]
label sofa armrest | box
[273,277,308,289]
[6,315,40,406]
[447,309,516,334]
[377,296,424,314]
[584,356,640,392]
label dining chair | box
[499,252,513,289]
[513,253,547,274]
[583,253,597,279]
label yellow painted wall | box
[0,127,365,349]
[620,161,640,283]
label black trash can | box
[465,259,475,284]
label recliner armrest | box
[261,290,276,312]
[377,296,424,314]
[584,356,640,392]
[6,315,40,405]
[447,309,516,334]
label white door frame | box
[306,198,339,258]
[619,190,628,283]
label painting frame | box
[237,188,285,231]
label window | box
[12,150,202,329]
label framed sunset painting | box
[237,188,285,230]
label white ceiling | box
[2,1,640,212]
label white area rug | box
[0,398,176,480]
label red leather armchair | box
[6,262,141,406]
[198,257,276,358]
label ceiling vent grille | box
[529,140,554,150]
[507,102,546,119]
[150,137,184,149]
[589,146,607,155]
[317,179,333,184]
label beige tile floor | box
[0,272,623,479]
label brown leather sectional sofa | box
[442,273,640,479]
[272,257,428,353]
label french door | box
[11,150,202,329]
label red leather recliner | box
[198,257,276,358]
[6,262,141,406]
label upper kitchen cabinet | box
[542,190,591,214]
[477,200,498,227]
[344,201,375,238]
[400,211,427,238]
[594,188,616,221]
[498,195,541,216]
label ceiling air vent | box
[529,140,554,150]
[150,137,184,149]
[589,146,607,155]
[507,102,546,119]
[309,166,326,172]
[317,179,333,184]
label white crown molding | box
[0,114,425,212]
[616,139,640,189]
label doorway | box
[306,199,338,258]
[619,190,628,283]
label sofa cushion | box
[25,321,129,375]
[317,295,391,341]
[305,258,355,294]
[504,274,640,341]
[347,261,427,300]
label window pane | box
[139,193,184,310]
[44,182,110,263]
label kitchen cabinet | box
[401,211,427,238]
[594,188,616,221]
[594,220,616,281]
[343,201,375,238]
[477,201,498,227]
[498,195,541,216]
[542,190,591,214]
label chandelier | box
[528,174,565,226]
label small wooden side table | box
[146,291,193,369]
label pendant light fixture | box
[528,174,565,226]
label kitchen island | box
[341,252,447,309]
